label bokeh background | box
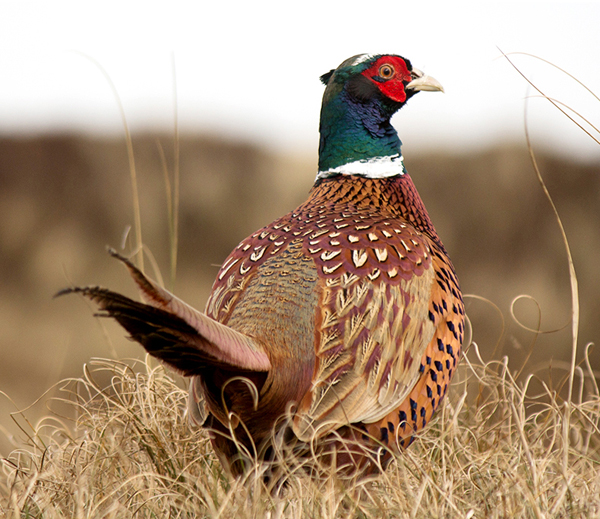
[1,1,599,454]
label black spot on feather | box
[380,427,389,443]
[398,410,407,426]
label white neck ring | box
[316,154,405,181]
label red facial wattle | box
[360,56,413,103]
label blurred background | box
[0,1,599,454]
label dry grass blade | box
[523,86,580,415]
[72,52,145,271]
[500,49,600,145]
[155,53,181,291]
[505,51,600,103]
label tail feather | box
[56,252,271,374]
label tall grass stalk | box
[74,52,145,272]
[156,53,181,291]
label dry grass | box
[1,344,599,518]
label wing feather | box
[293,224,437,440]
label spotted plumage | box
[60,53,464,479]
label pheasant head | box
[317,53,443,175]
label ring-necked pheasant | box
[60,53,464,479]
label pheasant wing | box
[293,220,441,440]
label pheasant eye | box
[378,64,395,79]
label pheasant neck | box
[317,88,402,176]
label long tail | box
[56,250,271,375]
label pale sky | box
[1,1,598,160]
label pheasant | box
[60,54,464,479]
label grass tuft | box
[1,351,599,518]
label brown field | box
[0,134,598,516]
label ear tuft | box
[320,69,335,85]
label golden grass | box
[1,347,599,518]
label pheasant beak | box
[406,68,444,93]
